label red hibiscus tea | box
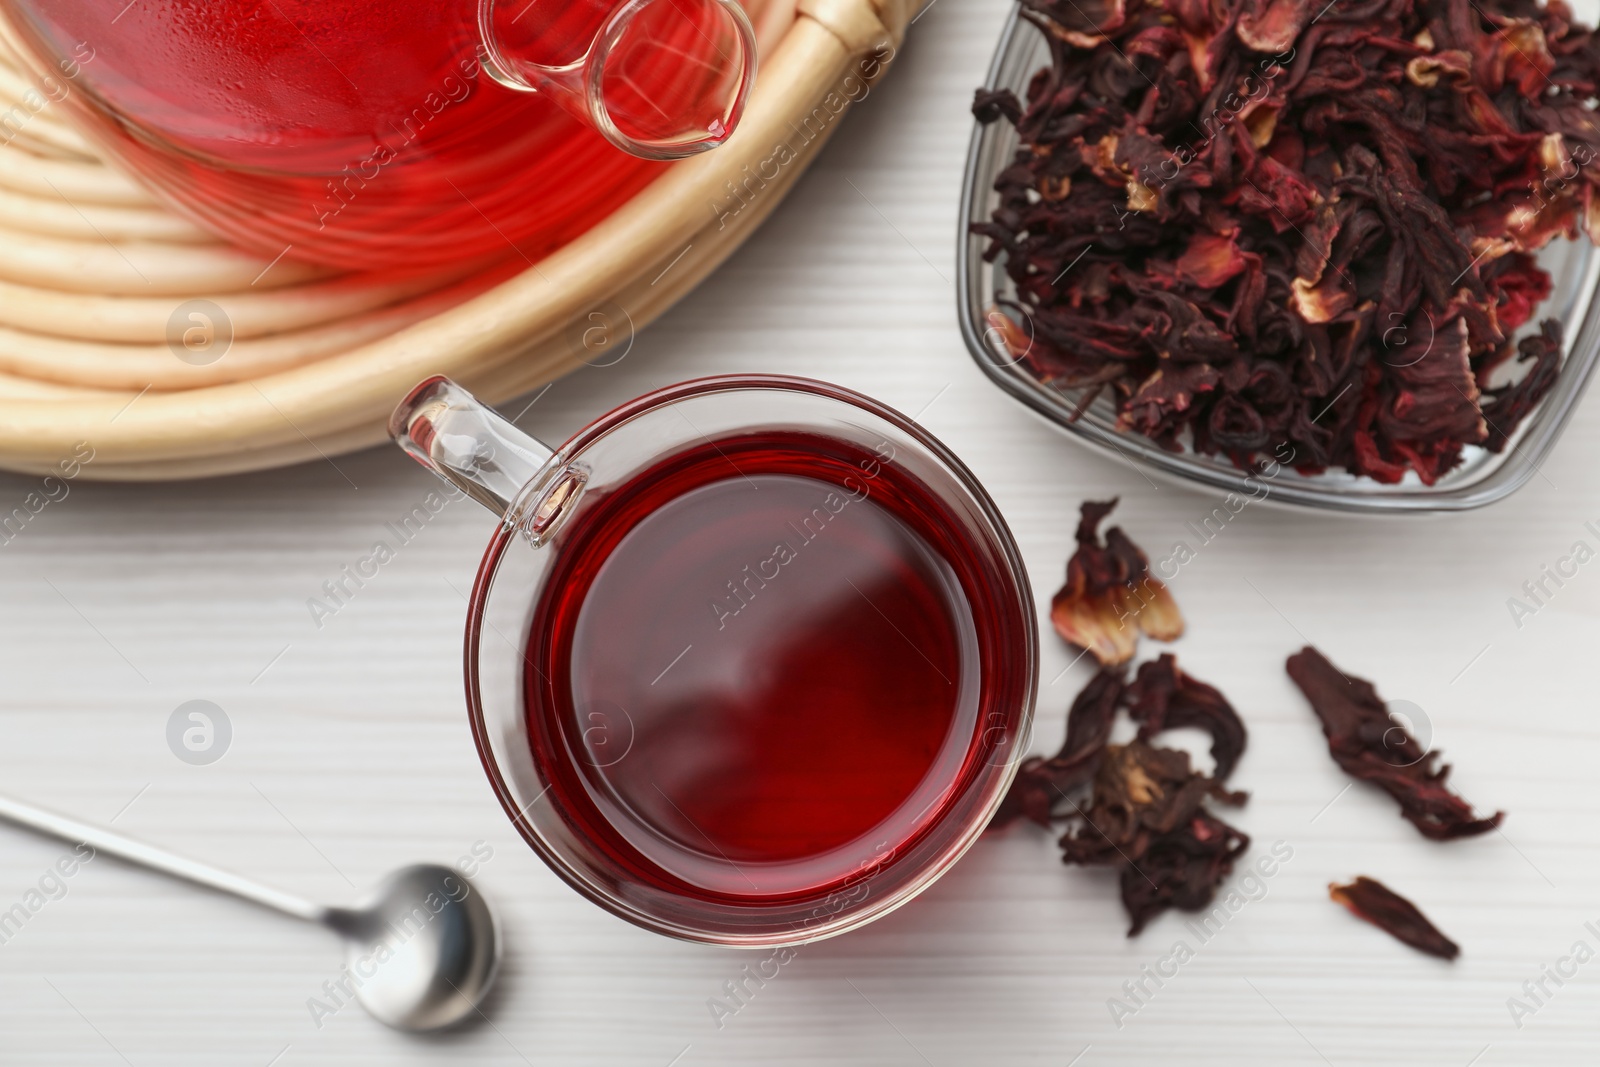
[397,376,1034,942]
[1,0,753,268]
[522,433,1002,901]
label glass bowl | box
[956,6,1600,515]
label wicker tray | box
[0,0,912,480]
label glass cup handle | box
[389,376,560,520]
[475,0,758,161]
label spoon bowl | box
[329,864,502,1032]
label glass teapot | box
[0,0,757,269]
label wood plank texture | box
[0,1,1596,1063]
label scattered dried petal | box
[1050,499,1185,666]
[993,668,1124,828]
[1329,876,1460,960]
[1061,740,1248,935]
[1122,807,1250,935]
[1052,590,1140,666]
[993,657,1249,935]
[1286,646,1504,840]
[1124,653,1247,782]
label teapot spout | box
[477,0,756,160]
[389,377,556,521]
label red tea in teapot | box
[2,0,754,268]
[523,433,1001,901]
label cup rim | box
[462,373,1039,945]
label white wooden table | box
[2,3,1598,1062]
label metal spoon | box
[0,793,500,1031]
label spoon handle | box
[0,792,327,924]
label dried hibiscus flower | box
[1051,498,1183,666]
[972,0,1593,484]
[1125,653,1247,781]
[1329,876,1460,960]
[1286,646,1504,840]
[993,659,1248,934]
[1064,739,1249,935]
[993,667,1123,827]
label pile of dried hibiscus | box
[994,654,1251,934]
[1003,502,1499,953]
[972,0,1597,483]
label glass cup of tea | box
[390,375,1037,945]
